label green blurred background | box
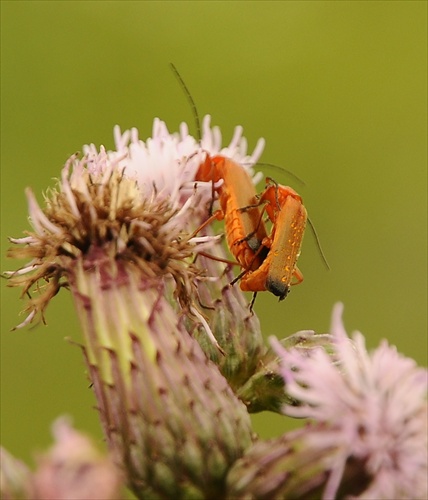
[1,0,426,471]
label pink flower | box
[271,303,428,499]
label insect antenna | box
[307,217,330,271]
[256,162,306,186]
[170,63,201,142]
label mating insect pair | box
[170,63,310,304]
[195,154,306,305]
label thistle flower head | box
[5,115,266,497]
[5,115,264,334]
[0,418,123,500]
[270,303,428,499]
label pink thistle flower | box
[273,303,428,499]
[1,418,123,500]
[227,304,427,499]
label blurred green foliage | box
[1,0,426,470]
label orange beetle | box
[195,154,269,272]
[170,64,271,279]
[240,178,307,300]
